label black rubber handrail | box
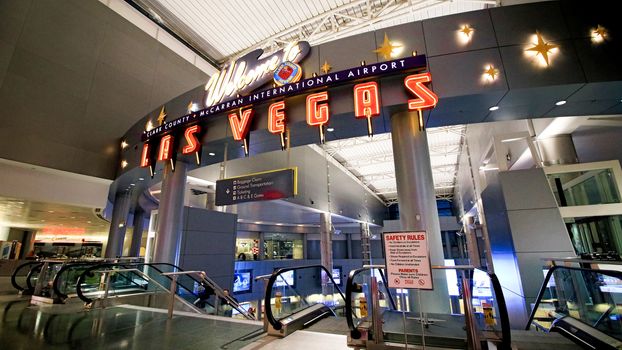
[25,263,46,292]
[75,262,203,304]
[525,265,622,331]
[345,266,397,339]
[11,261,43,292]
[263,264,346,331]
[52,261,105,299]
[75,262,150,303]
[483,269,511,350]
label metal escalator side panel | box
[552,316,622,350]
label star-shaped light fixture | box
[591,25,608,43]
[187,101,198,114]
[458,25,474,44]
[374,33,402,60]
[145,120,154,132]
[525,31,559,67]
[483,64,500,81]
[321,60,332,74]
[157,106,167,126]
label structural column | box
[390,111,449,312]
[153,161,187,266]
[129,208,146,257]
[104,191,131,258]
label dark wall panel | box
[0,0,209,179]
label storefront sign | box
[383,231,433,290]
[215,168,297,206]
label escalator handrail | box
[345,266,397,339]
[75,262,204,304]
[75,263,131,303]
[482,269,511,350]
[25,262,47,292]
[264,265,346,331]
[11,261,43,292]
[52,261,106,299]
[198,273,254,320]
[524,264,622,330]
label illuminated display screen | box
[472,269,492,297]
[321,267,342,285]
[274,269,295,287]
[233,270,252,294]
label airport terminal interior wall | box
[0,0,208,179]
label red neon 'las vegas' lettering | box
[158,135,173,161]
[404,72,438,110]
[268,101,286,134]
[353,82,380,119]
[228,108,254,141]
[306,91,329,126]
[140,143,150,167]
[182,125,201,154]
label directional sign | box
[215,168,297,206]
[383,231,433,290]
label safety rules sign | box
[383,231,433,290]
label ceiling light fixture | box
[591,25,608,44]
[525,31,559,67]
[208,152,216,156]
[555,100,567,106]
[489,106,499,111]
[121,140,128,149]
[458,24,475,44]
[327,127,335,132]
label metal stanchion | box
[168,275,177,319]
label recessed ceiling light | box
[138,177,145,181]
[208,152,216,156]
[489,106,499,111]
[48,210,54,213]
[555,100,567,106]
[327,127,335,132]
[130,183,135,186]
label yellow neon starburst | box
[374,33,402,60]
[526,31,559,66]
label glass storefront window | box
[264,233,303,260]
[564,215,622,255]
[235,238,259,261]
[547,168,621,207]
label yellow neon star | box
[459,25,474,38]
[526,31,559,66]
[593,25,608,41]
[374,33,402,60]
[484,65,499,80]
[321,60,332,74]
[156,106,167,126]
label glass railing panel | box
[267,266,345,322]
[539,267,622,340]
[547,168,621,207]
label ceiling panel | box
[131,0,491,62]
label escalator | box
[10,259,255,320]
[345,265,512,349]
[526,259,622,349]
[263,265,347,337]
[74,261,255,320]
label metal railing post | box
[168,275,177,319]
[370,276,384,345]
[102,271,111,309]
[461,270,481,350]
